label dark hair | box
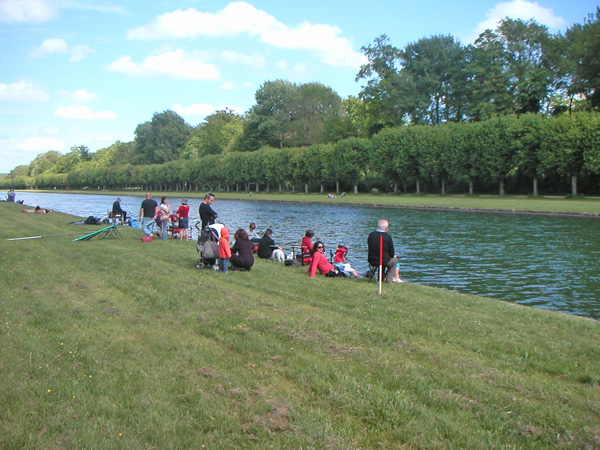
[161,196,168,204]
[304,229,314,238]
[249,222,256,229]
[234,228,248,241]
[310,240,324,256]
[205,192,215,200]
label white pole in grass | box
[379,234,383,295]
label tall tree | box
[565,8,600,109]
[133,110,192,164]
[400,35,470,124]
[356,35,408,134]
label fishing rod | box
[5,231,95,241]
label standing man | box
[139,193,159,237]
[367,219,403,283]
[199,192,218,229]
[112,197,127,224]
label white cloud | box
[0,0,58,23]
[172,103,243,120]
[31,39,95,61]
[107,50,220,80]
[59,89,97,102]
[471,0,565,40]
[126,2,365,68]
[0,80,49,102]
[18,136,65,152]
[31,38,68,58]
[70,44,96,62]
[54,104,116,120]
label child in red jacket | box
[219,227,232,272]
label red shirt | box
[308,251,334,278]
[301,237,312,254]
[334,247,347,263]
[176,205,189,218]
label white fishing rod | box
[5,231,93,241]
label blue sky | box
[0,0,597,173]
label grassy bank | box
[1,202,599,449]
[25,189,600,216]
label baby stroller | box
[194,223,223,269]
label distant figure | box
[257,228,285,262]
[139,193,158,237]
[175,199,190,241]
[159,197,170,240]
[367,219,403,283]
[34,206,53,213]
[247,222,260,242]
[218,226,232,272]
[111,198,127,223]
[199,192,217,229]
[231,229,255,271]
[6,189,16,202]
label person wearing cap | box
[176,199,190,241]
[257,228,285,262]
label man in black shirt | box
[199,192,218,229]
[139,193,158,236]
[367,219,403,283]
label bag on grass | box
[141,236,154,243]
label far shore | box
[16,189,600,217]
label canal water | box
[13,191,600,320]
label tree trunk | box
[266,182,270,193]
[571,174,578,197]
[320,184,324,194]
[336,181,340,195]
[441,178,446,196]
[353,184,358,194]
[533,177,539,197]
[393,182,398,193]
[499,179,505,196]
[304,183,308,194]
[469,180,474,196]
[415,180,421,195]
[255,181,259,192]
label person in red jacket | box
[308,241,342,278]
[218,226,232,273]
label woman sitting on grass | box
[307,241,343,278]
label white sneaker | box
[392,278,404,283]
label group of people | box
[137,191,404,283]
[300,220,403,283]
[138,193,190,241]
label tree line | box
[2,10,599,195]
[4,113,599,196]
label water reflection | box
[14,191,600,319]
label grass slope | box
[1,202,599,449]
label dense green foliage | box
[2,11,600,195]
[3,113,599,196]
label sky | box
[0,0,597,174]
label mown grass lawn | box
[1,201,599,449]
